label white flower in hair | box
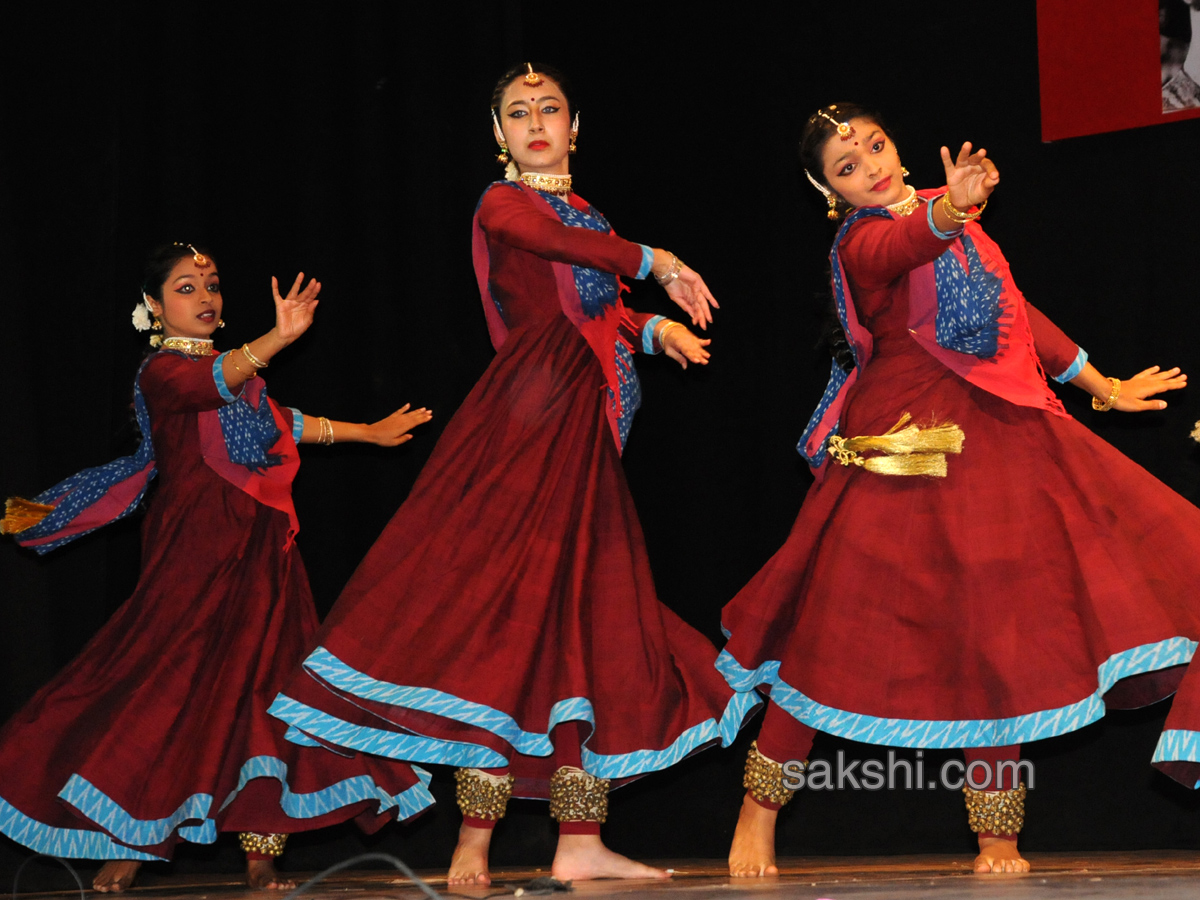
[1192,420,1200,443]
[132,300,153,332]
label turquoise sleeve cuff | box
[288,409,305,443]
[1053,346,1088,383]
[636,245,654,280]
[212,353,240,404]
[642,315,667,354]
[927,197,964,240]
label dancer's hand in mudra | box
[658,322,711,370]
[664,265,719,331]
[650,249,719,330]
[1114,365,1187,412]
[367,404,435,445]
[271,272,322,344]
[940,141,1000,210]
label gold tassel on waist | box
[826,413,964,477]
[1,497,55,535]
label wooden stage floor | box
[12,852,1200,900]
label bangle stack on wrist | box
[317,416,335,445]
[241,343,269,370]
[654,254,683,286]
[941,193,987,224]
[656,321,682,351]
[1092,377,1121,412]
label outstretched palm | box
[664,266,719,330]
[272,272,321,343]
[940,142,1000,210]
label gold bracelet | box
[653,253,683,286]
[317,416,335,445]
[1092,376,1121,412]
[241,343,269,369]
[656,321,682,351]
[941,192,987,224]
[229,351,257,378]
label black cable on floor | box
[10,854,86,900]
[281,851,442,900]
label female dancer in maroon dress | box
[270,64,759,884]
[721,103,1200,876]
[0,243,433,891]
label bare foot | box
[246,859,296,890]
[93,861,140,892]
[974,836,1029,874]
[551,834,670,881]
[448,822,495,885]
[729,793,779,877]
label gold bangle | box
[656,321,682,351]
[548,766,610,823]
[941,192,986,224]
[963,784,1026,835]
[653,253,683,286]
[743,741,796,807]
[454,768,515,821]
[241,343,269,369]
[1092,376,1121,412]
[238,832,288,857]
[317,416,335,446]
[229,351,257,378]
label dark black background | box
[3,1,1200,888]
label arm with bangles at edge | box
[295,405,433,447]
[479,186,717,331]
[479,186,645,276]
[843,142,1002,292]
[218,271,321,397]
[838,207,959,294]
[220,272,436,445]
[1026,302,1187,411]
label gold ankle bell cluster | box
[455,767,516,821]
[963,783,1026,835]
[744,741,795,807]
[548,766,610,823]
[238,832,288,857]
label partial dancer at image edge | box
[720,103,1200,877]
[0,243,434,891]
[270,62,760,884]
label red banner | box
[1038,0,1200,140]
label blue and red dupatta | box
[799,191,1068,475]
[10,350,300,553]
[472,180,643,452]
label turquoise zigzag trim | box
[0,797,163,861]
[269,695,510,768]
[277,646,760,782]
[59,775,215,847]
[716,636,1197,748]
[1152,730,1200,788]
[0,755,435,859]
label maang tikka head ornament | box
[813,104,855,141]
[175,241,211,268]
[523,63,543,87]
